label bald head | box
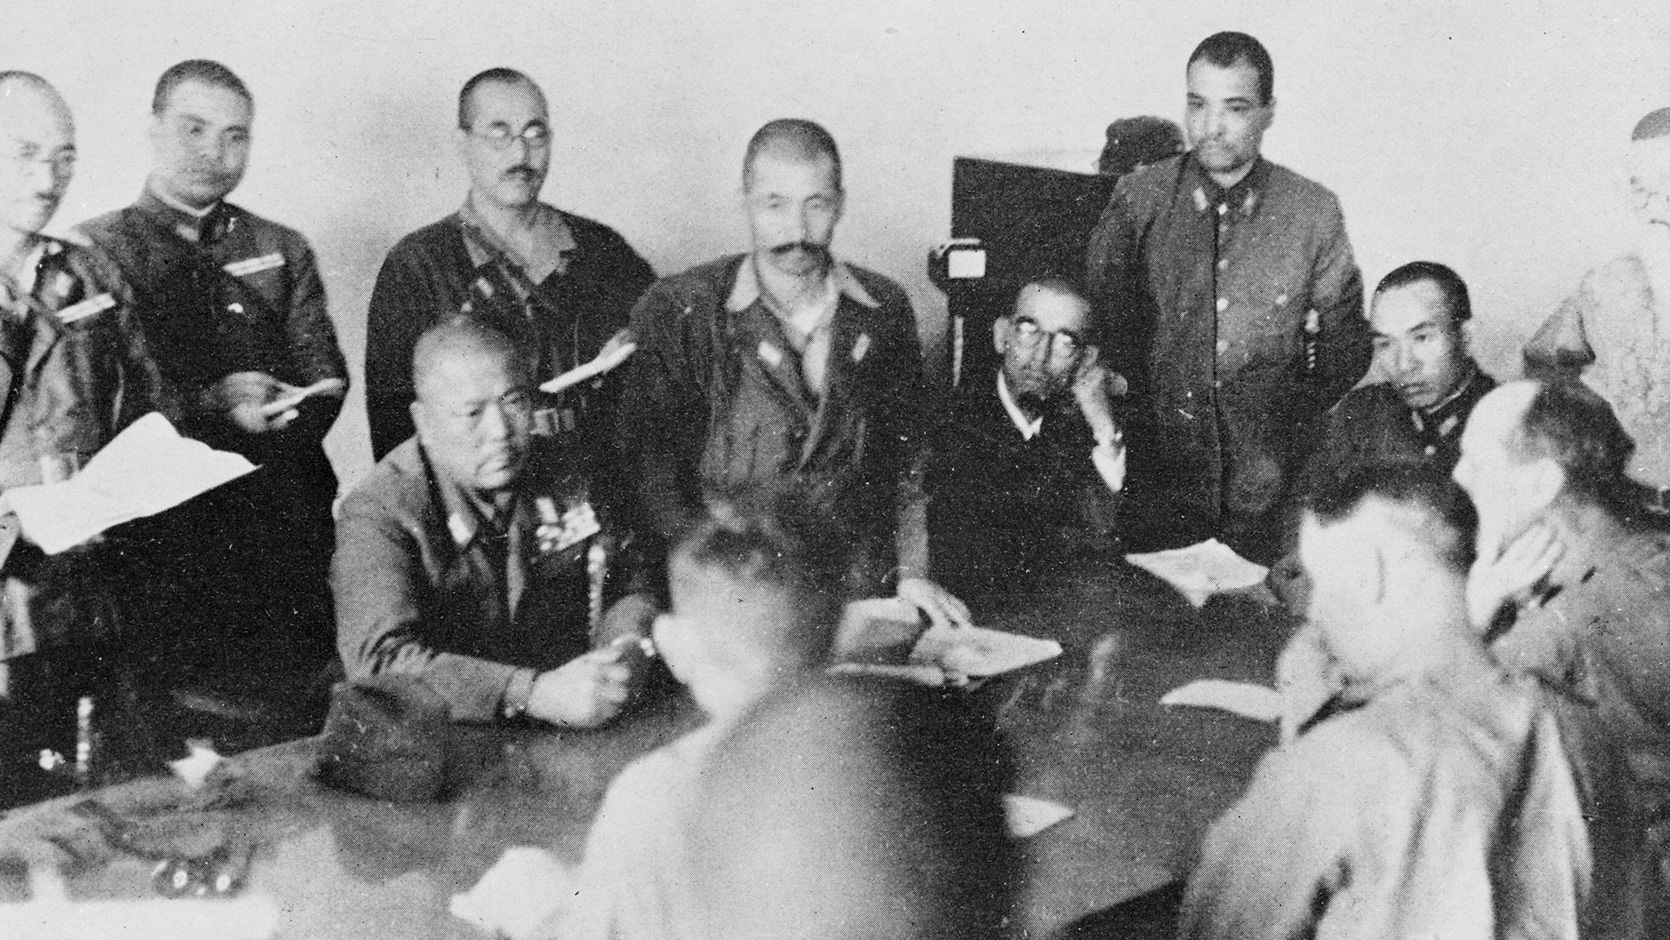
[743,118,842,192]
[1632,107,1670,142]
[409,317,532,493]
[411,316,527,403]
[688,677,1018,940]
[0,72,75,240]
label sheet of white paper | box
[450,846,573,940]
[260,377,345,417]
[5,413,257,554]
[912,623,1063,678]
[1160,679,1283,723]
[1004,794,1074,838]
[539,339,637,394]
[1125,539,1270,608]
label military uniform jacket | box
[0,238,171,659]
[332,437,614,722]
[1086,154,1368,542]
[77,190,346,488]
[364,209,655,461]
[623,254,927,552]
[1303,366,1496,487]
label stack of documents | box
[1124,539,1269,608]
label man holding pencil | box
[78,60,348,720]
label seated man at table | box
[333,316,650,726]
[548,481,856,940]
[928,277,1125,605]
[1183,467,1643,940]
[1306,260,1495,482]
[686,676,1019,940]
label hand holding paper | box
[540,329,637,394]
[5,413,256,554]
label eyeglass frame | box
[461,120,553,151]
[1007,315,1088,361]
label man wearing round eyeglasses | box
[365,68,655,466]
[0,72,171,802]
[335,317,649,727]
[79,60,348,732]
[928,278,1126,606]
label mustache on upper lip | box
[770,241,828,256]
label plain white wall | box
[4,0,1668,493]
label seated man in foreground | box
[550,480,859,940]
[333,317,648,726]
[928,277,1124,606]
[1184,468,1643,939]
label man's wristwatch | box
[501,668,537,720]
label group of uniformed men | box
[2,26,1670,936]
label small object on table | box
[1159,679,1282,723]
[168,741,223,792]
[1124,539,1270,608]
[1003,794,1075,839]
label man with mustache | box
[79,60,347,727]
[622,119,970,631]
[364,68,655,463]
[334,317,646,726]
[0,73,171,801]
[927,278,1126,607]
[1086,31,1369,564]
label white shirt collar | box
[726,254,880,314]
[996,371,1043,440]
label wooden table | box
[0,559,1289,938]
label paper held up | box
[258,377,346,418]
[5,413,257,555]
[1124,538,1269,608]
[1160,678,1283,724]
[831,597,1063,686]
[539,330,637,394]
[1003,794,1075,839]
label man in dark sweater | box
[364,68,654,462]
[928,278,1125,607]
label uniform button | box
[1213,380,1223,389]
[1216,339,1230,354]
[1215,297,1228,313]
[1424,445,1437,456]
[1217,259,1228,270]
[227,303,244,314]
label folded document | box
[6,413,257,554]
[832,598,1063,685]
[1125,539,1269,608]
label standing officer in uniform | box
[1086,31,1369,563]
[364,68,655,462]
[79,60,347,723]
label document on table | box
[1004,794,1074,838]
[0,868,278,940]
[4,413,257,555]
[832,598,1063,685]
[1125,538,1270,608]
[1160,679,1283,723]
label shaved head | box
[411,316,528,403]
[743,118,842,192]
